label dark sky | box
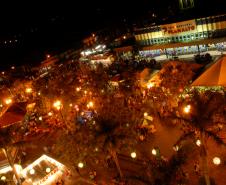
[0,0,225,68]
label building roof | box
[0,102,27,128]
[21,155,69,185]
[192,55,226,87]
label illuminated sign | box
[161,20,196,35]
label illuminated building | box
[134,14,226,57]
[21,155,70,185]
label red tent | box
[0,102,27,128]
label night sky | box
[0,0,225,68]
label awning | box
[142,37,226,51]
[0,102,27,128]
[192,55,226,87]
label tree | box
[172,89,226,185]
[0,128,27,185]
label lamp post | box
[53,100,64,121]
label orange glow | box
[5,98,12,105]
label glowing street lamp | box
[76,87,81,92]
[78,162,84,168]
[130,152,137,159]
[53,100,62,110]
[25,88,32,93]
[5,98,12,105]
[152,148,157,156]
[38,116,43,121]
[183,105,191,114]
[1,176,6,181]
[48,112,53,116]
[144,112,148,117]
[213,157,221,165]
[196,139,201,146]
[87,101,94,108]
[147,82,155,89]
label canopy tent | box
[192,55,226,87]
[0,102,27,128]
[21,155,70,185]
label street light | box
[76,87,81,92]
[196,139,201,146]
[0,176,6,181]
[53,100,62,110]
[87,101,94,108]
[152,148,157,155]
[213,157,221,165]
[25,88,32,93]
[5,98,12,105]
[147,82,155,89]
[183,105,191,114]
[130,152,137,159]
[78,162,84,168]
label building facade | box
[134,14,226,57]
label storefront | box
[135,14,226,56]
